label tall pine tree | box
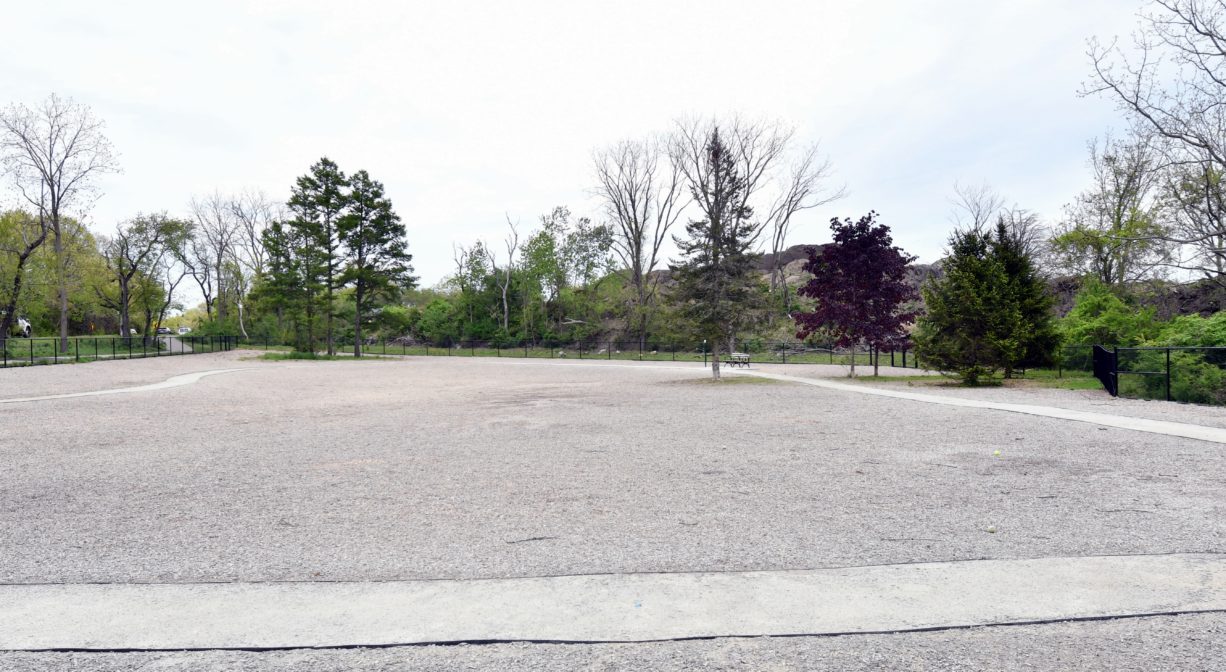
[670,127,759,380]
[288,158,348,355]
[338,170,416,357]
[992,216,1059,377]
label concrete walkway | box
[2,554,1223,650]
[0,368,251,405]
[733,369,1226,445]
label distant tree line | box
[4,1,1226,383]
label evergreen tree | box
[338,170,416,357]
[992,217,1059,377]
[287,158,348,355]
[793,212,917,377]
[259,219,325,353]
[670,128,760,379]
[912,229,1022,385]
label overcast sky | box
[5,0,1142,286]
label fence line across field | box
[0,335,237,368]
[242,337,924,369]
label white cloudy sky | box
[4,0,1142,285]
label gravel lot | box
[2,351,1223,668]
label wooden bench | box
[727,352,751,368]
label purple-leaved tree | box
[793,211,918,376]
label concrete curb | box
[3,554,1223,651]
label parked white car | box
[177,326,192,335]
[1,312,31,338]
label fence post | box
[30,339,34,365]
[53,338,58,364]
[608,341,612,360]
[1166,348,1172,402]
[580,342,584,359]
[783,344,787,365]
[1112,346,1119,396]
[672,344,676,362]
[75,339,79,362]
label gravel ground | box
[2,613,1223,671]
[2,352,1224,669]
[2,353,1222,584]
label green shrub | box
[1059,279,1155,346]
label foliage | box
[792,211,917,376]
[286,157,348,354]
[337,169,416,355]
[913,229,1022,385]
[1059,279,1156,346]
[669,127,760,376]
[992,218,1060,374]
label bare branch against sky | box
[2,1,1141,285]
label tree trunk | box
[1,238,43,352]
[849,344,856,377]
[353,284,363,358]
[325,273,334,356]
[119,279,131,340]
[55,226,69,352]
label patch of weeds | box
[670,375,786,385]
[255,352,393,362]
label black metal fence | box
[1091,345,1226,405]
[0,335,237,369]
[238,337,923,369]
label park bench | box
[728,352,751,368]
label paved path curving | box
[729,368,1226,445]
[3,554,1223,650]
[0,368,251,405]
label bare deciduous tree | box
[0,94,119,350]
[762,143,844,317]
[950,182,1006,233]
[1162,163,1226,279]
[190,192,240,323]
[593,137,687,347]
[1086,0,1226,282]
[671,117,808,378]
[231,190,278,278]
[488,217,519,334]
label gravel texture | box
[2,352,1224,669]
[2,353,1223,584]
[2,613,1223,671]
